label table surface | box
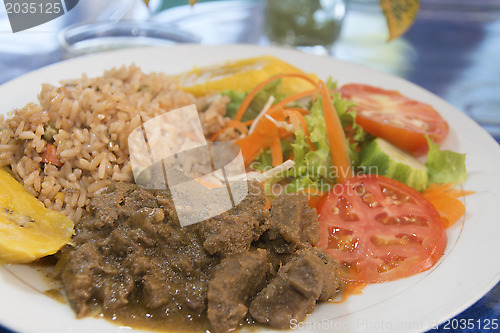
[0,1,499,332]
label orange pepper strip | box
[318,80,353,183]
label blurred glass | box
[264,0,346,54]
[58,21,200,59]
[151,0,263,45]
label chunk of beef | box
[76,182,170,232]
[55,242,102,316]
[267,193,319,248]
[55,183,217,318]
[195,180,270,256]
[55,179,343,331]
[141,275,173,309]
[207,249,269,332]
[312,248,343,302]
[255,193,320,275]
[248,248,341,328]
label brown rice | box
[0,65,234,222]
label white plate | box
[1,45,499,333]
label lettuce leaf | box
[332,91,371,166]
[284,125,334,193]
[425,136,467,184]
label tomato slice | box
[339,84,449,155]
[317,175,447,283]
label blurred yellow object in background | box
[379,0,420,41]
[0,167,74,264]
[172,55,317,96]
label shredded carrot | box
[422,184,474,228]
[423,183,452,197]
[283,106,310,115]
[233,73,317,122]
[263,195,271,210]
[236,134,269,166]
[286,110,308,133]
[271,88,318,111]
[424,183,475,198]
[210,129,223,141]
[287,110,300,131]
[318,81,353,183]
[235,106,296,166]
[213,77,316,141]
[235,122,290,167]
[423,183,475,200]
[285,109,316,151]
[211,119,249,141]
[445,188,476,198]
[270,135,283,167]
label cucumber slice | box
[360,138,428,192]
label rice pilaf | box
[0,65,232,222]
